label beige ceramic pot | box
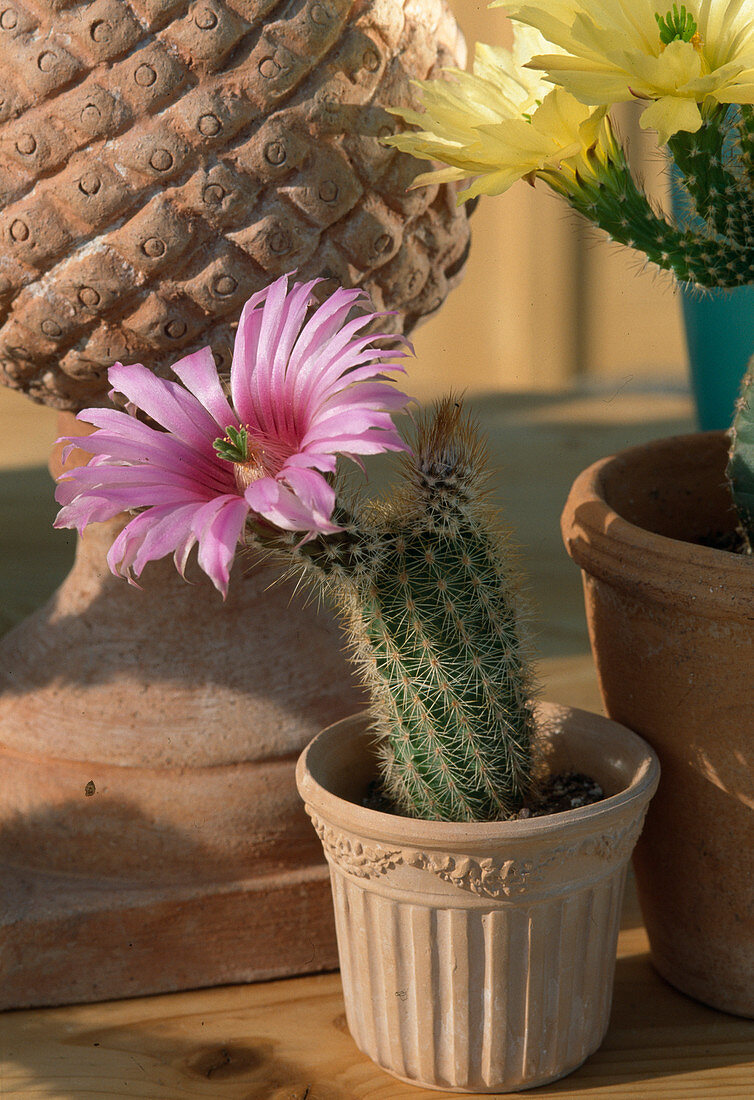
[562,431,754,1018]
[296,703,659,1093]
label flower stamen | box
[213,425,267,491]
[213,424,251,463]
[655,4,698,47]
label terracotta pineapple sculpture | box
[0,0,470,411]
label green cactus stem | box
[735,105,754,185]
[340,400,536,821]
[255,399,537,822]
[726,362,754,552]
[668,111,754,250]
[549,131,754,288]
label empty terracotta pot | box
[296,703,659,1093]
[562,431,754,1018]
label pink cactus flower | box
[55,274,412,596]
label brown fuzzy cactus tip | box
[0,0,471,411]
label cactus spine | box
[727,363,754,553]
[548,112,754,289]
[264,399,536,822]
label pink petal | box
[242,274,291,434]
[55,493,131,533]
[303,339,410,414]
[69,417,219,477]
[108,363,221,454]
[171,346,237,432]
[289,313,382,428]
[318,382,411,413]
[301,428,409,456]
[281,466,337,523]
[107,503,200,583]
[58,429,235,494]
[192,495,251,596]
[245,476,341,534]
[55,462,229,503]
[286,287,367,381]
[270,278,321,437]
[230,280,281,430]
[281,451,337,474]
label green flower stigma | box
[655,4,698,46]
[213,425,250,463]
[521,99,543,124]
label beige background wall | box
[407,3,688,401]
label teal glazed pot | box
[678,283,754,430]
[670,164,754,430]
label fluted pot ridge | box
[296,703,659,1093]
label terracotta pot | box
[561,431,754,1018]
[296,703,659,1093]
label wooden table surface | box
[2,385,753,1097]
[3,868,754,1099]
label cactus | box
[667,111,754,249]
[727,364,754,553]
[383,10,754,554]
[266,398,537,822]
[553,107,754,535]
[546,112,754,290]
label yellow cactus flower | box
[501,0,754,144]
[385,28,612,201]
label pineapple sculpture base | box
[0,0,469,410]
[0,485,364,1008]
[3,853,339,1009]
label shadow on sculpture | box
[0,465,73,635]
[2,787,338,1010]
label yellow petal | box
[626,39,703,93]
[639,95,702,143]
[408,166,465,191]
[503,0,754,116]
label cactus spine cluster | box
[552,107,754,289]
[726,364,754,553]
[263,399,536,823]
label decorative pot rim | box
[296,702,660,851]
[561,430,754,622]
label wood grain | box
[3,877,754,1098]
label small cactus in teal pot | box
[384,2,754,539]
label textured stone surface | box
[0,0,470,410]
[0,521,367,769]
[0,461,366,1008]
